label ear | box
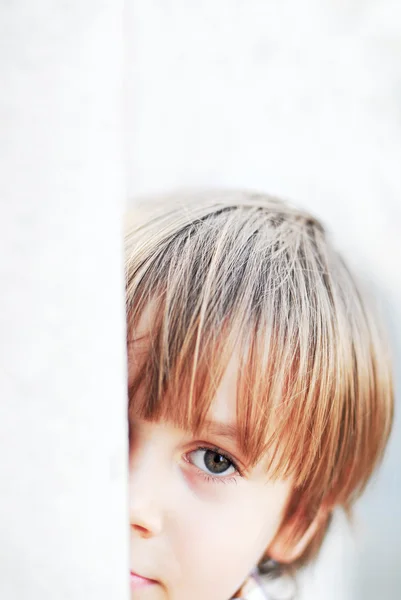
[267,502,331,564]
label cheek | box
[169,483,284,600]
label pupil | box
[204,450,230,474]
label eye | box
[187,447,238,477]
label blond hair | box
[125,189,393,571]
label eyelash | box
[185,445,242,484]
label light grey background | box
[125,2,401,598]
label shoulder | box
[236,577,271,600]
[240,588,270,600]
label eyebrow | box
[127,334,149,344]
[202,420,239,442]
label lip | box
[130,571,158,590]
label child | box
[124,190,393,600]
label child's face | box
[128,342,293,600]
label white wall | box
[0,3,128,599]
[125,2,401,599]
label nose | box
[128,439,167,539]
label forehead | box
[128,298,241,424]
[127,298,158,377]
[206,349,239,424]
[128,317,239,424]
[127,296,295,477]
